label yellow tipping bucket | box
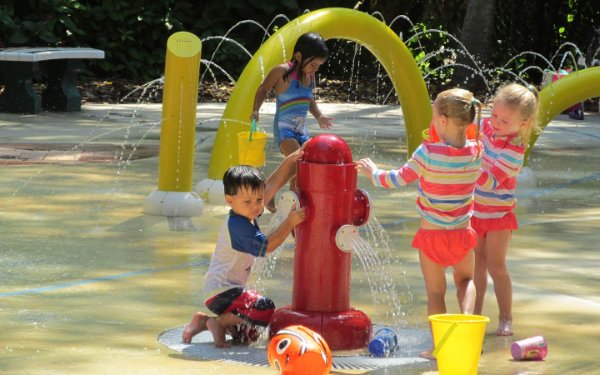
[429,314,489,375]
[238,120,267,167]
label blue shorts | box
[275,127,309,146]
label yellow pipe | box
[525,67,600,164]
[158,31,202,191]
[207,8,431,180]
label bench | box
[0,47,105,113]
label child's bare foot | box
[207,317,230,348]
[419,347,435,360]
[495,319,513,336]
[182,312,209,343]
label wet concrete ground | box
[1,102,599,374]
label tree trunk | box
[453,0,497,94]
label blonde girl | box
[472,83,540,336]
[358,88,483,359]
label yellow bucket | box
[429,314,489,375]
[238,130,267,167]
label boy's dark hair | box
[284,32,329,81]
[223,165,266,196]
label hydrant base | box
[269,306,371,351]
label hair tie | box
[471,98,480,106]
[526,84,536,93]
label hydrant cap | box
[302,134,353,164]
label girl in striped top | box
[358,88,483,359]
[472,83,540,336]
[252,32,333,212]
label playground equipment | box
[144,31,204,217]
[269,134,372,351]
[146,14,598,215]
[196,7,431,202]
[526,66,600,164]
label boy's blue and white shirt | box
[203,210,269,298]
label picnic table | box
[0,47,105,113]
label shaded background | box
[0,0,598,99]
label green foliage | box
[168,1,299,81]
[75,1,172,80]
[495,0,599,74]
[403,22,454,89]
[0,0,597,84]
[0,1,85,46]
[0,0,300,80]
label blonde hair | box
[434,88,482,128]
[434,88,483,157]
[493,83,541,146]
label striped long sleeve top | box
[473,118,526,219]
[371,139,483,228]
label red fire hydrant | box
[269,134,372,351]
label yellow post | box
[159,31,202,191]
[144,31,204,217]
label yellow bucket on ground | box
[238,129,267,167]
[429,314,489,375]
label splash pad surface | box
[158,325,430,371]
[1,103,600,374]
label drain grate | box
[158,326,433,371]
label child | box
[251,31,333,211]
[357,88,483,359]
[182,151,306,347]
[472,83,540,336]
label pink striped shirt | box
[372,139,482,227]
[474,118,526,219]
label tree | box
[453,0,497,94]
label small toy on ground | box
[267,325,332,375]
[511,335,548,361]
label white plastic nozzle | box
[276,191,300,215]
[335,224,360,252]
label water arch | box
[526,67,600,163]
[205,7,431,180]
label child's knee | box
[488,264,509,278]
[454,275,474,290]
[474,249,487,262]
[427,290,446,302]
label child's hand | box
[357,158,378,185]
[317,114,333,129]
[251,110,260,122]
[357,158,378,176]
[287,204,306,227]
[286,141,309,163]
